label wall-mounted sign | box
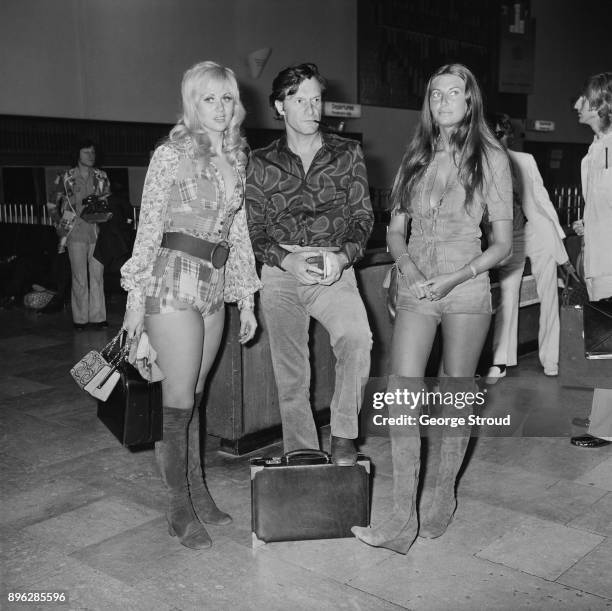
[526,119,555,132]
[498,3,535,94]
[323,102,362,118]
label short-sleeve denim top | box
[397,149,512,279]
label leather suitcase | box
[583,299,612,359]
[250,449,370,546]
[560,304,612,388]
[97,362,163,447]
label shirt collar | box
[593,130,612,145]
[276,131,339,156]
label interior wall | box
[527,0,612,144]
[358,106,420,191]
[0,0,356,127]
[1,0,609,191]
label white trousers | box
[67,241,106,324]
[588,389,612,441]
[492,225,560,371]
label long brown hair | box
[391,63,503,213]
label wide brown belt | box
[160,232,229,269]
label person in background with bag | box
[486,113,571,381]
[352,64,513,554]
[93,180,135,278]
[121,61,261,549]
[49,140,110,330]
[245,62,373,466]
[570,72,612,448]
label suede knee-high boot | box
[419,377,473,539]
[155,406,212,549]
[187,395,232,525]
[352,376,422,554]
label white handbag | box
[84,366,121,401]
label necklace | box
[431,159,453,208]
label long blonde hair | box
[169,61,247,168]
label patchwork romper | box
[121,139,261,317]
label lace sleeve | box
[224,204,262,309]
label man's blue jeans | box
[261,264,372,452]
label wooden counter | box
[205,249,541,454]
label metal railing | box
[0,201,140,228]
[552,185,584,227]
[370,185,584,228]
[0,203,53,225]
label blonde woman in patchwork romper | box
[121,62,261,549]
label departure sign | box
[323,102,362,118]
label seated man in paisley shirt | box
[246,63,374,466]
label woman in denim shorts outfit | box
[353,64,513,555]
[121,62,261,550]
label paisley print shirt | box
[121,138,261,312]
[245,133,374,268]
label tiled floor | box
[1,302,611,610]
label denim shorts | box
[396,272,492,322]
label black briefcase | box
[560,304,612,388]
[250,449,370,546]
[97,362,163,447]
[583,299,612,359]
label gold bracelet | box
[468,263,478,279]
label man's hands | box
[281,251,348,285]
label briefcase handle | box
[282,449,331,465]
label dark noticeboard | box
[498,4,535,94]
[357,0,499,110]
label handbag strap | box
[94,334,130,389]
[102,331,130,367]
[561,265,588,306]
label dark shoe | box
[485,364,506,385]
[571,417,591,428]
[156,407,212,549]
[331,435,357,466]
[91,321,109,329]
[73,323,87,331]
[187,403,232,525]
[571,434,610,448]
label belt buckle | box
[210,240,230,269]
